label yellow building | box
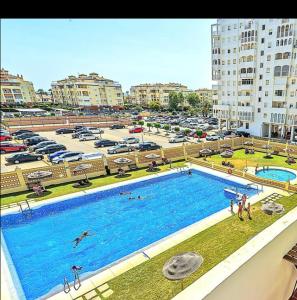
[130,83,188,107]
[0,68,37,104]
[36,90,54,103]
[195,88,213,104]
[51,73,124,107]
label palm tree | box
[154,123,161,133]
[163,124,171,135]
[147,122,152,132]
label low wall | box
[203,215,297,300]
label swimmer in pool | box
[120,191,132,195]
[72,231,94,248]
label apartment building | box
[36,90,54,103]
[212,19,297,140]
[195,88,213,103]
[130,83,189,107]
[51,73,124,107]
[0,68,37,104]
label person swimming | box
[72,231,94,248]
[71,265,82,272]
[120,191,132,195]
[129,195,143,200]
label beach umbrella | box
[113,157,132,164]
[27,170,53,182]
[220,144,231,149]
[145,153,160,159]
[261,202,284,215]
[163,252,203,291]
[284,148,294,158]
[220,151,233,158]
[199,148,212,158]
[244,141,253,148]
[73,163,92,180]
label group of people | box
[230,193,252,220]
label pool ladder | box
[17,200,32,215]
[63,270,81,293]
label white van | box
[81,152,104,161]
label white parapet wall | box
[174,206,297,300]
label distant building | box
[0,68,37,104]
[51,73,124,107]
[195,88,213,103]
[130,83,189,107]
[36,90,54,103]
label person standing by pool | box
[230,199,234,214]
[246,202,252,220]
[255,164,259,173]
[238,201,243,220]
[242,194,247,210]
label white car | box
[169,135,188,143]
[81,152,104,160]
[84,127,104,134]
[119,137,140,144]
[79,133,100,141]
[206,134,220,141]
[52,151,83,164]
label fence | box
[1,136,297,196]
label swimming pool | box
[1,169,258,300]
[256,168,296,182]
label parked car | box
[24,136,48,146]
[36,144,66,154]
[129,127,144,133]
[56,128,75,134]
[137,142,161,151]
[11,129,33,136]
[235,131,250,137]
[110,124,125,129]
[81,152,104,160]
[74,125,87,131]
[119,137,140,144]
[193,132,208,139]
[15,132,39,140]
[84,127,104,134]
[169,135,188,143]
[72,130,92,139]
[5,152,44,164]
[0,142,27,154]
[94,139,118,147]
[79,133,100,141]
[223,130,235,136]
[48,150,70,162]
[107,144,135,154]
[52,151,83,164]
[0,129,10,136]
[0,134,12,141]
[206,134,221,141]
[30,140,57,152]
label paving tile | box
[101,290,114,298]
[97,283,109,293]
[91,296,101,300]
[84,290,98,300]
[89,269,114,287]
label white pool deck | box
[0,163,292,300]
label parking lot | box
[1,127,204,173]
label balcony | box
[238,84,254,91]
[270,108,287,124]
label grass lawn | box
[1,161,186,206]
[204,149,297,171]
[102,194,297,300]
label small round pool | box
[256,168,297,182]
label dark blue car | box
[48,150,69,161]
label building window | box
[267,55,271,61]
[261,38,265,43]
[266,68,270,73]
[265,91,269,96]
[269,29,272,35]
[258,108,261,113]
[259,86,262,91]
[258,97,261,102]
[266,80,269,85]
[233,59,236,64]
[262,25,265,30]
[282,65,289,76]
[246,123,249,129]
[260,63,263,68]
[259,74,263,80]
[228,49,230,53]
[261,50,264,56]
[274,66,281,76]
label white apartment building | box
[212,19,297,140]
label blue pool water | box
[1,170,257,300]
[256,168,296,182]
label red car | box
[129,127,144,133]
[0,135,12,142]
[0,142,27,154]
[193,132,207,138]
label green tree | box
[174,127,180,133]
[135,105,142,112]
[138,120,144,128]
[200,100,211,117]
[132,121,138,125]
[146,122,152,132]
[148,101,161,111]
[196,129,203,142]
[184,128,191,136]
[163,124,171,135]
[186,93,200,108]
[177,92,185,111]
[168,92,181,111]
[154,123,161,133]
